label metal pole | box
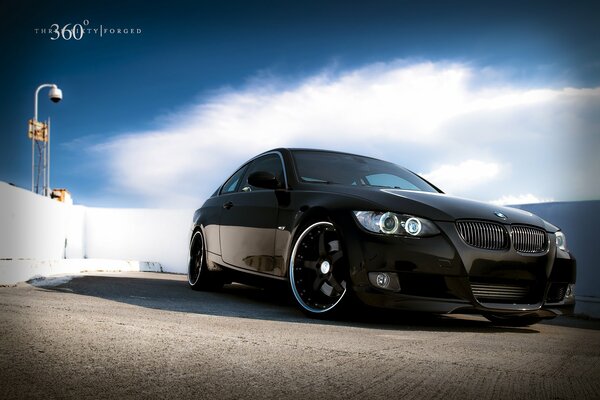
[46,118,51,197]
[31,126,34,192]
[32,83,55,195]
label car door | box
[219,153,284,274]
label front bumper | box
[338,218,576,318]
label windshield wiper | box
[363,184,404,189]
[302,178,338,184]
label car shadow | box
[37,273,554,334]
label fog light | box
[368,272,401,291]
[376,273,390,288]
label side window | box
[220,166,247,194]
[240,154,284,192]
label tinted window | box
[240,154,285,192]
[221,166,246,194]
[292,150,439,193]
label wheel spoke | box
[330,251,343,264]
[327,275,345,295]
[318,229,327,257]
[302,260,319,271]
[320,281,334,297]
[328,239,340,253]
[313,276,326,291]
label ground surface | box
[1,272,599,399]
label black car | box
[188,148,576,326]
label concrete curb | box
[0,259,163,285]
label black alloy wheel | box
[289,221,349,315]
[188,230,222,291]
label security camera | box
[48,86,63,103]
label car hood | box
[346,188,549,229]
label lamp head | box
[48,85,62,103]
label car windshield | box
[292,150,440,193]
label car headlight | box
[555,231,567,251]
[353,211,440,237]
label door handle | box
[223,201,234,210]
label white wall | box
[65,205,86,259]
[0,182,70,260]
[0,181,193,274]
[84,207,193,272]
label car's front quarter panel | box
[273,188,386,272]
[336,215,471,312]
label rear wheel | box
[289,221,350,317]
[484,313,544,327]
[188,230,223,291]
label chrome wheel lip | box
[289,221,347,314]
[188,231,203,286]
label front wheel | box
[188,230,223,291]
[289,221,350,317]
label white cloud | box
[421,160,502,195]
[88,60,600,207]
[490,194,554,206]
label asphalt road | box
[1,272,599,400]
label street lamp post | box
[31,83,62,196]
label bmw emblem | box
[494,211,507,220]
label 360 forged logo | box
[34,20,142,41]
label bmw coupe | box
[188,149,576,326]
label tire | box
[289,221,351,317]
[188,230,223,291]
[484,313,545,327]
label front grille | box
[456,221,548,253]
[471,282,529,303]
[456,221,509,250]
[511,225,548,253]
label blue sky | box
[1,0,599,207]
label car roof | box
[260,148,385,163]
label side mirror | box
[248,171,280,189]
